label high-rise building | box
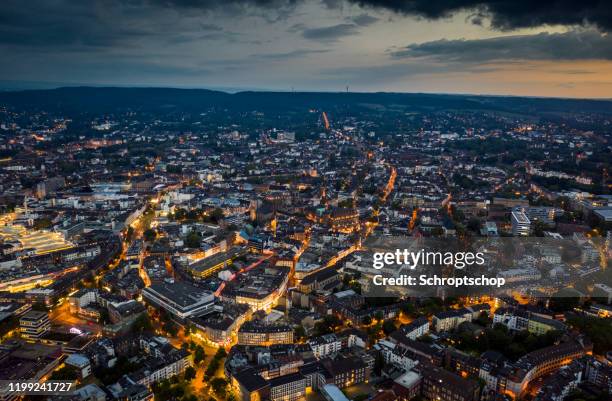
[19,310,51,339]
[35,176,65,199]
[511,211,531,236]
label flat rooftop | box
[594,208,612,222]
[189,247,244,272]
[145,281,213,307]
[511,211,530,224]
[20,310,49,322]
[394,370,421,388]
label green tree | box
[294,325,306,341]
[164,320,179,337]
[194,345,206,364]
[34,217,53,230]
[125,226,134,243]
[475,311,492,326]
[205,359,219,378]
[184,231,201,248]
[382,319,397,335]
[549,289,581,312]
[143,228,157,242]
[567,316,612,354]
[132,314,153,332]
[184,366,196,381]
[210,378,228,398]
[207,208,224,223]
[215,347,227,359]
[400,302,416,317]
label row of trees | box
[158,342,232,400]
[204,347,227,380]
[566,315,612,355]
[170,207,224,224]
[152,374,197,401]
[453,323,563,361]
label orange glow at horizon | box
[406,60,612,99]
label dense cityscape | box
[0,88,610,401]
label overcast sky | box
[1,0,611,98]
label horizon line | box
[1,81,612,102]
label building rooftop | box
[300,267,338,286]
[233,368,269,392]
[511,211,530,224]
[268,371,304,387]
[188,247,245,273]
[394,370,421,388]
[420,363,478,396]
[145,281,213,308]
[322,384,350,401]
[20,310,48,322]
[239,321,292,334]
[593,208,612,222]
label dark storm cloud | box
[391,30,612,62]
[0,1,194,50]
[0,0,296,50]
[345,0,612,31]
[147,0,301,21]
[147,0,296,7]
[302,24,360,42]
[0,0,260,51]
[142,0,299,15]
[139,1,612,32]
[2,0,612,53]
[0,2,130,48]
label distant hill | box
[1,86,611,115]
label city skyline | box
[1,0,612,98]
[0,3,611,401]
